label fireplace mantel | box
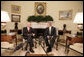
[30,22,47,29]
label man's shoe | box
[46,49,52,53]
[30,49,34,53]
[46,48,52,53]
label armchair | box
[21,34,37,50]
[42,27,59,50]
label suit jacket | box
[23,27,34,42]
[45,26,56,37]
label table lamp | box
[1,11,10,34]
[73,12,83,37]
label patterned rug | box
[26,53,54,56]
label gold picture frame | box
[11,5,21,14]
[11,14,21,22]
[35,2,46,16]
[59,10,72,20]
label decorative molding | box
[30,22,47,29]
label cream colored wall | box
[1,1,83,34]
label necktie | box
[28,27,30,32]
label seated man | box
[23,22,35,53]
[44,22,56,53]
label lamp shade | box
[1,11,10,22]
[73,12,83,24]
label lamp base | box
[1,23,7,35]
[76,31,83,38]
[77,24,83,30]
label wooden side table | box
[66,36,83,45]
[1,34,17,46]
[65,35,83,54]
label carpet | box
[26,53,54,56]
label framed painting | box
[11,14,21,22]
[59,10,72,20]
[11,5,21,14]
[35,2,46,16]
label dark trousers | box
[44,36,56,49]
[25,38,34,50]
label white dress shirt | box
[49,27,51,34]
[27,27,30,32]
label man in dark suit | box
[44,22,56,53]
[23,22,35,53]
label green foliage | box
[27,16,36,22]
[44,15,53,21]
[27,15,53,22]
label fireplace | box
[33,28,46,38]
[31,22,47,38]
